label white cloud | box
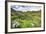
[12,5,41,11]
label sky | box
[11,5,41,11]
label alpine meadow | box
[11,5,41,28]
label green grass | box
[11,8,41,28]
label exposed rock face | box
[11,20,20,28]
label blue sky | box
[11,5,41,11]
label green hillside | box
[11,8,41,28]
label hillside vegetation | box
[11,8,41,28]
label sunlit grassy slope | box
[11,8,41,28]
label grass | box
[11,8,41,28]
